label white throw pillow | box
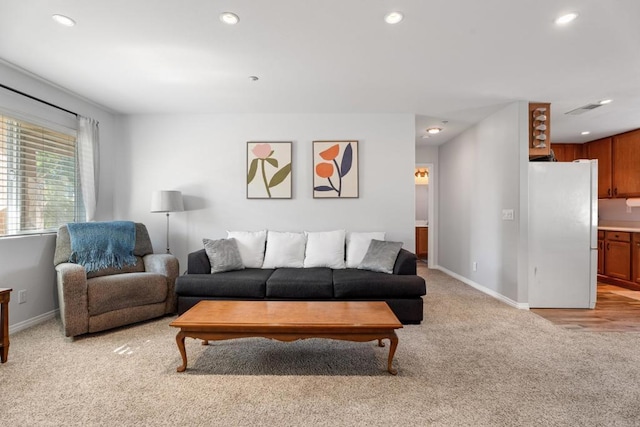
[345,231,386,268]
[303,230,346,269]
[262,231,307,269]
[226,230,267,268]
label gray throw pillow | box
[203,238,245,274]
[358,239,402,274]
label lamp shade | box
[151,190,184,213]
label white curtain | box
[77,116,100,221]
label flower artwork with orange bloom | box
[312,141,358,198]
[247,142,292,198]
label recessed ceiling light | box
[384,11,404,24]
[52,14,76,27]
[426,127,442,135]
[581,131,591,135]
[599,99,613,105]
[219,12,239,25]
[555,12,578,25]
[248,76,259,82]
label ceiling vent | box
[565,103,603,115]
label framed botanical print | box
[247,141,292,199]
[313,140,358,198]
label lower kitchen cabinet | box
[605,231,631,281]
[633,233,640,285]
[599,230,640,290]
[415,227,428,259]
[597,231,604,275]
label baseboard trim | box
[434,265,530,310]
[9,309,59,335]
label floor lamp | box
[151,190,184,254]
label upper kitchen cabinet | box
[612,129,640,198]
[586,137,613,199]
[551,143,586,162]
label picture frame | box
[247,141,292,199]
[313,140,358,198]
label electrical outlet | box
[18,289,27,304]
[473,262,478,272]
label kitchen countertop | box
[598,220,640,233]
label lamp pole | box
[165,212,171,253]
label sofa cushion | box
[87,272,167,316]
[303,230,346,269]
[345,231,385,268]
[262,231,306,268]
[227,230,267,268]
[266,268,334,298]
[86,256,146,279]
[358,240,402,274]
[333,269,426,298]
[175,269,272,298]
[203,238,245,273]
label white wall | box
[437,102,527,303]
[0,62,118,330]
[116,113,417,270]
[415,185,428,222]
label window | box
[0,113,83,237]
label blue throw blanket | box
[68,221,138,273]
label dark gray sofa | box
[175,248,426,324]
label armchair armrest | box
[55,263,89,337]
[143,254,179,313]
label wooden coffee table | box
[170,300,403,374]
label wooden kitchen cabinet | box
[586,137,613,199]
[597,230,604,275]
[551,143,586,162]
[415,227,428,259]
[604,231,631,281]
[633,233,640,285]
[612,129,640,198]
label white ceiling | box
[2,0,640,147]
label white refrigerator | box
[528,159,598,308]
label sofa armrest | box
[55,262,89,337]
[187,249,211,274]
[393,249,418,275]
[143,254,180,313]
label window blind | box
[0,114,83,236]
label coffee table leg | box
[175,331,188,372]
[377,339,384,347]
[387,331,399,375]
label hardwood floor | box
[531,284,640,332]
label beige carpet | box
[2,266,640,426]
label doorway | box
[415,163,435,268]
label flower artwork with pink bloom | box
[251,143,272,159]
[247,142,292,198]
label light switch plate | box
[502,209,514,220]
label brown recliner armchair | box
[53,223,178,337]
